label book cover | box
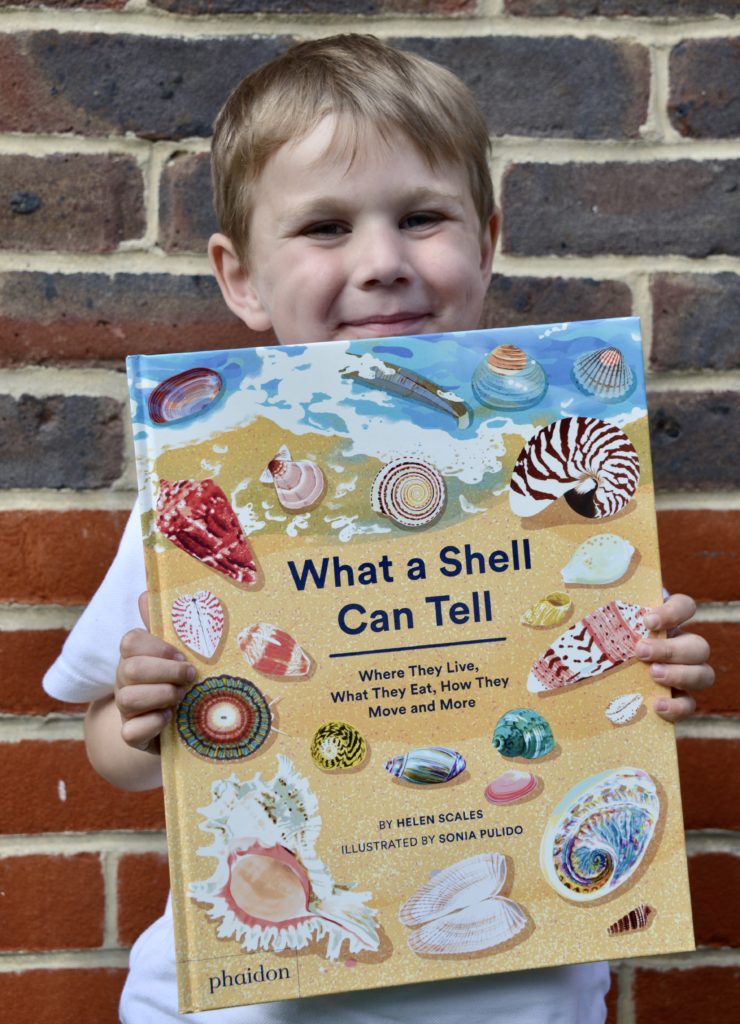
[127,317,694,1014]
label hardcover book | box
[127,317,694,1014]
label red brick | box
[0,968,126,1024]
[633,965,740,1024]
[689,853,740,947]
[0,509,128,605]
[690,622,740,716]
[0,853,103,950]
[669,39,740,139]
[117,852,170,945]
[0,629,86,715]
[657,510,740,604]
[0,741,164,833]
[152,0,474,11]
[505,0,740,13]
[0,0,125,6]
[678,738,740,832]
[605,970,618,1024]
[482,275,631,328]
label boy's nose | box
[353,224,410,288]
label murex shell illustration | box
[471,344,548,411]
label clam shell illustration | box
[238,623,313,679]
[521,591,572,628]
[605,693,644,726]
[399,852,527,956]
[171,590,224,659]
[492,708,555,760]
[176,676,273,761]
[385,746,465,785]
[471,344,548,411]
[484,770,538,805]
[261,445,326,512]
[572,346,635,403]
[540,767,660,903]
[147,366,223,424]
[311,721,367,771]
[370,458,446,528]
[190,755,379,958]
[607,903,655,935]
[561,533,635,586]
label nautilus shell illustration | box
[509,416,640,520]
[147,366,223,424]
[370,458,446,528]
[399,853,528,956]
[492,708,555,761]
[520,591,572,628]
[560,533,635,586]
[260,445,326,512]
[176,676,273,761]
[385,746,465,785]
[572,346,635,404]
[238,623,313,679]
[484,770,538,805]
[171,591,224,659]
[343,354,471,428]
[190,756,380,959]
[607,903,655,935]
[471,344,548,411]
[540,767,660,903]
[605,693,644,726]
[310,721,367,771]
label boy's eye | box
[303,221,349,238]
[402,212,442,230]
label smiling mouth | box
[342,312,430,327]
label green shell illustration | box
[492,708,555,760]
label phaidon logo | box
[209,963,290,995]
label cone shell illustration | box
[492,708,555,760]
[484,770,538,805]
[148,366,223,424]
[261,445,325,511]
[176,675,272,761]
[521,592,572,628]
[371,458,446,528]
[311,721,367,771]
[385,747,466,785]
[471,344,548,411]
[607,903,655,935]
[238,623,313,679]
[561,534,635,586]
[171,590,225,659]
[572,346,635,403]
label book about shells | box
[127,317,694,1014]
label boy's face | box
[210,116,496,345]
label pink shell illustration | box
[147,367,223,424]
[238,623,313,679]
[509,416,640,520]
[484,770,538,805]
[528,600,649,693]
[171,590,225,658]
[155,478,258,586]
[260,445,325,511]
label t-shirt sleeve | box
[42,503,147,704]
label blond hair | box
[211,34,493,263]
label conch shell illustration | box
[260,445,326,511]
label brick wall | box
[1,2,738,1021]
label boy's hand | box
[114,593,194,752]
[636,593,714,723]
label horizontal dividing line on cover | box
[329,636,507,658]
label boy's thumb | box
[138,591,151,631]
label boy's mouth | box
[340,312,431,333]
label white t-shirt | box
[43,505,610,1024]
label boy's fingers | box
[636,632,711,666]
[649,661,715,692]
[116,681,184,717]
[643,593,696,633]
[118,652,194,689]
[119,627,189,664]
[120,709,172,751]
[653,692,696,723]
[138,591,151,631]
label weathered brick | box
[651,273,740,372]
[690,623,740,716]
[648,390,740,492]
[678,738,740,831]
[0,740,164,833]
[159,152,216,254]
[502,161,740,257]
[0,154,144,252]
[0,395,124,489]
[152,0,474,11]
[657,510,739,603]
[0,0,125,6]
[689,853,740,947]
[506,0,740,15]
[633,966,740,1024]
[117,852,170,945]
[481,274,632,328]
[0,629,85,715]
[0,509,128,605]
[0,853,103,950]
[669,39,740,139]
[0,968,126,1024]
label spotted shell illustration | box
[572,346,635,403]
[171,591,224,659]
[605,693,644,726]
[238,623,313,679]
[607,903,655,935]
[509,416,640,520]
[540,767,660,903]
[385,746,465,785]
[176,676,272,761]
[147,366,223,424]
[310,721,366,771]
[492,708,555,760]
[561,533,635,586]
[471,344,548,411]
[484,770,538,805]
[190,755,379,958]
[260,445,325,512]
[370,458,446,528]
[521,591,572,628]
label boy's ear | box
[208,233,272,332]
[480,209,499,278]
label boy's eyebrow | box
[277,187,467,229]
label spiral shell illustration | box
[492,708,555,760]
[509,416,640,520]
[471,344,548,411]
[605,693,644,726]
[311,721,366,771]
[238,623,313,679]
[176,676,272,761]
[385,746,466,785]
[147,366,223,424]
[171,590,224,659]
[484,770,538,805]
[607,903,655,935]
[399,853,527,956]
[260,445,326,512]
[521,591,572,628]
[540,767,660,903]
[561,533,635,586]
[572,346,635,404]
[370,458,446,528]
[190,756,379,959]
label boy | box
[44,35,713,1024]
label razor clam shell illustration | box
[528,601,649,693]
[260,445,326,512]
[561,533,635,586]
[147,366,223,424]
[311,721,367,771]
[385,746,465,785]
[399,853,527,956]
[605,693,644,726]
[190,755,379,959]
[370,458,446,528]
[572,346,635,404]
[238,623,313,679]
[521,591,572,628]
[492,708,555,760]
[607,903,655,935]
[484,770,538,805]
[540,767,660,903]
[509,416,640,520]
[176,676,272,761]
[342,354,471,428]
[471,344,548,411]
[155,478,258,586]
[171,590,225,659]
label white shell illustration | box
[399,852,527,956]
[605,693,644,726]
[171,590,224,658]
[260,445,326,511]
[371,458,446,528]
[561,534,635,586]
[190,756,379,959]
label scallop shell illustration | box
[528,601,649,693]
[607,903,655,935]
[342,354,471,428]
[156,478,258,586]
[521,591,572,628]
[171,591,224,659]
[471,344,548,411]
[311,721,366,771]
[399,852,527,956]
[561,533,635,586]
[260,445,325,512]
[484,770,538,805]
[238,623,313,679]
[509,416,640,520]
[605,693,644,726]
[540,767,660,903]
[176,676,272,761]
[385,746,465,785]
[492,708,555,760]
[572,346,635,403]
[148,367,223,424]
[370,458,446,528]
[190,755,379,959]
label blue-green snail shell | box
[492,708,555,760]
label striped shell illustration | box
[385,746,466,785]
[509,416,640,520]
[148,366,223,424]
[176,676,272,761]
[521,591,572,628]
[171,591,224,659]
[370,458,446,528]
[484,770,538,805]
[572,346,635,404]
[561,533,635,586]
[310,721,367,771]
[607,903,655,935]
[540,767,660,903]
[399,852,527,956]
[527,601,649,693]
[260,445,325,512]
[190,755,379,959]
[605,693,644,726]
[492,708,555,760]
[471,344,548,411]
[238,623,313,679]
